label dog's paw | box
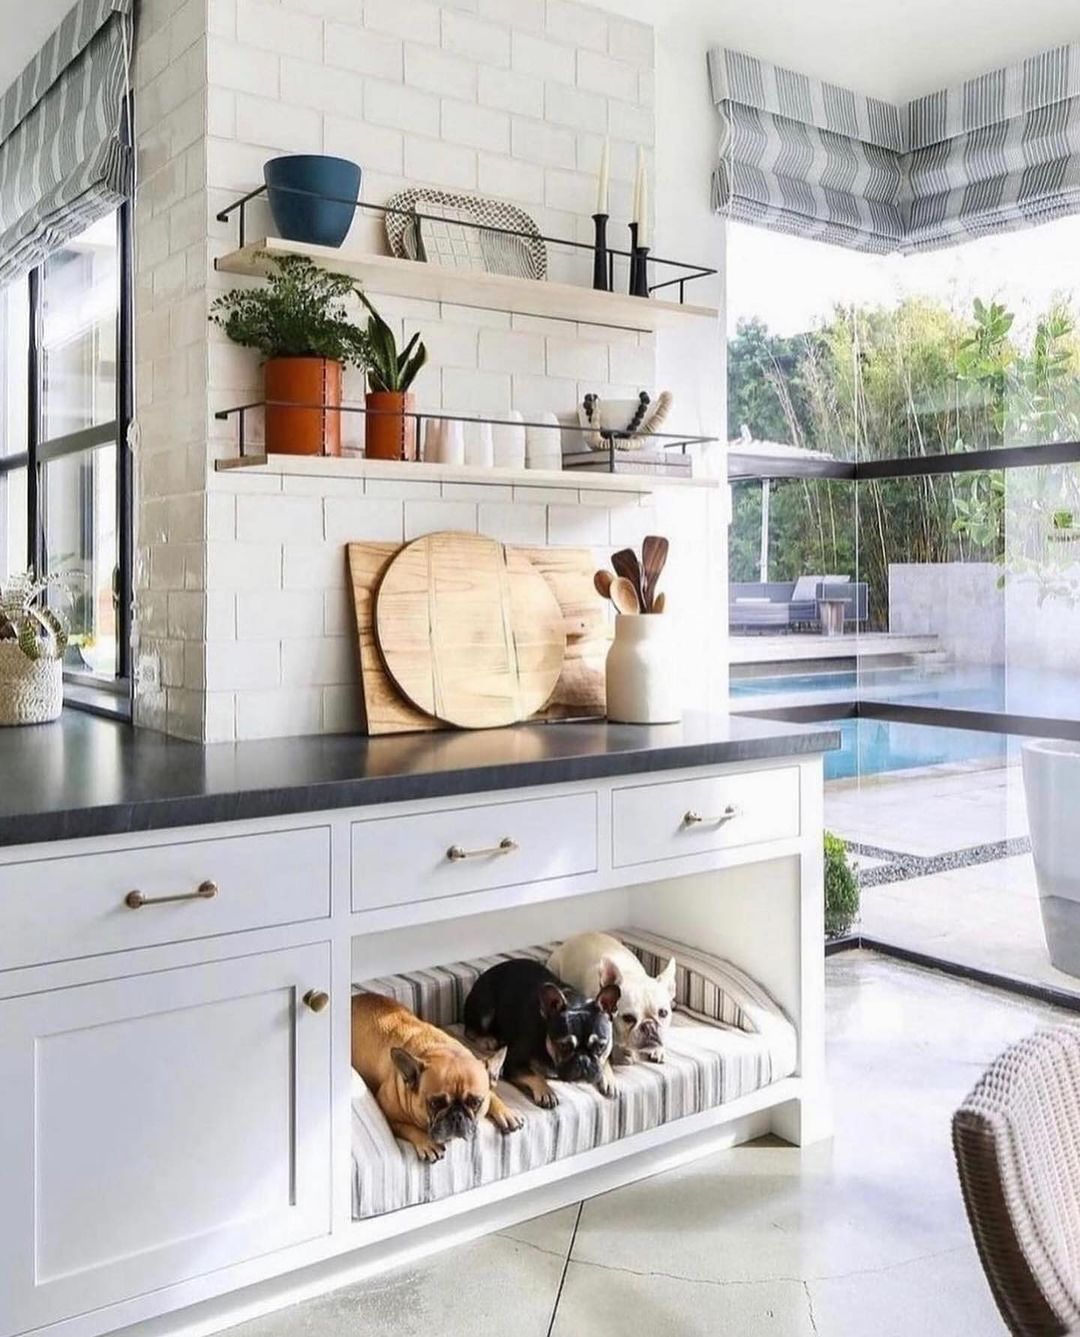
[597,1076,617,1098]
[639,1047,665,1064]
[413,1138,445,1163]
[470,1034,502,1054]
[488,1099,525,1133]
[612,1045,636,1066]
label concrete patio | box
[826,759,1080,995]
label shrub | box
[824,830,859,938]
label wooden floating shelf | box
[214,453,722,495]
[214,237,720,334]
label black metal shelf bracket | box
[214,182,716,303]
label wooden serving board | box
[346,539,609,735]
[374,533,566,730]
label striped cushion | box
[351,929,796,1219]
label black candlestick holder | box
[591,213,609,291]
[627,221,639,296]
[631,244,651,298]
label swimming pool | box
[820,717,1017,781]
[730,662,1072,780]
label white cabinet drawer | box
[0,826,331,970]
[0,942,331,1337]
[351,792,598,912]
[612,767,801,867]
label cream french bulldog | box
[547,932,677,1064]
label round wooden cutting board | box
[374,532,567,729]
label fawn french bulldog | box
[547,932,677,1064]
[351,992,523,1163]
[463,958,620,1107]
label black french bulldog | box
[464,958,620,1108]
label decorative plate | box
[384,188,548,281]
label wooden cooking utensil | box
[375,532,566,730]
[651,591,666,614]
[593,569,615,600]
[611,548,645,610]
[641,535,669,612]
[609,575,640,615]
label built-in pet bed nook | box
[351,929,797,1219]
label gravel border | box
[849,836,1033,889]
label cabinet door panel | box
[0,944,331,1337]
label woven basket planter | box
[0,642,63,726]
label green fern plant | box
[0,572,69,662]
[357,291,427,393]
[209,253,371,365]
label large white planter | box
[1022,739,1080,977]
[0,642,63,726]
[605,614,681,725]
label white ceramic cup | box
[423,419,445,463]
[463,420,494,468]
[492,411,526,469]
[424,418,464,465]
[526,412,562,471]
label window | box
[727,215,1080,997]
[0,206,132,704]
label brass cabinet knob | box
[303,989,330,1014]
[125,879,218,909]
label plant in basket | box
[210,254,370,456]
[357,291,427,461]
[0,572,69,726]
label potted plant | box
[358,292,427,461]
[824,831,859,938]
[0,572,68,726]
[211,254,370,456]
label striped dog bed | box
[352,929,797,1219]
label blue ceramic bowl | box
[263,155,362,248]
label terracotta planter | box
[365,391,417,461]
[264,357,342,456]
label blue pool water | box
[731,663,1073,780]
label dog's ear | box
[539,983,568,1017]
[599,955,622,989]
[391,1047,426,1091]
[485,1045,508,1084]
[595,982,621,1015]
[657,956,677,997]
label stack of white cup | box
[525,412,562,471]
[463,420,494,468]
[492,411,526,469]
[423,418,464,465]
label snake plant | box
[0,572,69,662]
[357,291,427,393]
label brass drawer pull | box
[125,879,218,910]
[446,837,518,862]
[303,989,330,1013]
[683,805,740,828]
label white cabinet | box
[0,942,332,1337]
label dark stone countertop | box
[0,709,839,848]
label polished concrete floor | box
[227,952,1073,1336]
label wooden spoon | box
[641,535,669,612]
[609,576,640,615]
[611,548,645,610]
[593,569,615,600]
[651,591,666,614]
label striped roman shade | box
[708,46,906,254]
[710,43,1080,255]
[0,0,134,285]
[904,44,1080,251]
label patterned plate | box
[384,188,547,281]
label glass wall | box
[727,215,1080,997]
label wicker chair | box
[953,1025,1080,1335]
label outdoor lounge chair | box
[953,1025,1080,1335]
[729,576,867,633]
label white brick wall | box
[132,0,727,743]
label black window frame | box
[0,199,134,719]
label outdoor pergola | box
[727,427,840,581]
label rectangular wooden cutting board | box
[346,541,608,735]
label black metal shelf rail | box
[214,399,716,469]
[215,182,716,304]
